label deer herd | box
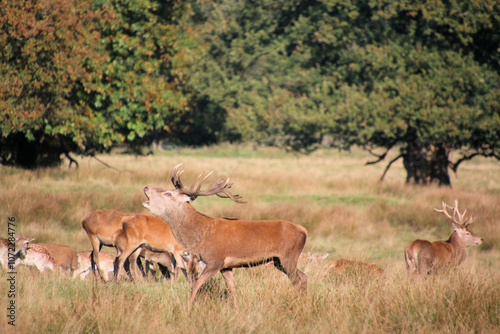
[1,164,484,306]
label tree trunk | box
[402,141,451,186]
[1,133,64,169]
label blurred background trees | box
[1,0,499,185]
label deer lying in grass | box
[298,253,383,276]
[115,214,196,283]
[14,243,55,273]
[73,251,116,281]
[299,252,329,267]
[81,209,128,281]
[405,200,483,275]
[35,243,79,276]
[143,164,308,306]
[0,237,32,270]
[325,258,383,275]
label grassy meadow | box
[1,145,499,333]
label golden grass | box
[1,145,499,333]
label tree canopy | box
[0,0,206,167]
[1,0,499,185]
[185,0,500,185]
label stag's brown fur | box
[405,201,483,275]
[81,209,127,280]
[405,232,479,275]
[143,165,307,306]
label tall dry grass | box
[1,145,499,333]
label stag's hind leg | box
[273,257,307,293]
[221,268,237,304]
[128,248,145,282]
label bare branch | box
[451,151,500,173]
[365,140,399,166]
[92,156,128,173]
[366,150,388,165]
[379,154,403,181]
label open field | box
[1,145,499,333]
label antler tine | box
[216,186,247,204]
[451,200,469,227]
[434,201,454,220]
[465,216,476,227]
[453,200,476,227]
[170,163,185,189]
[195,177,230,196]
[434,200,475,228]
[189,172,213,194]
[171,165,246,203]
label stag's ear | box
[451,221,463,232]
[177,193,193,203]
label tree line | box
[1,0,499,185]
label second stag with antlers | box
[404,200,483,275]
[143,164,308,306]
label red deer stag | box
[404,200,483,275]
[81,209,128,281]
[142,164,308,306]
[114,214,197,283]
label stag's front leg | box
[188,264,221,308]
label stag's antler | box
[434,200,475,227]
[170,164,246,203]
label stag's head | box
[434,200,483,247]
[143,164,245,218]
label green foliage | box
[0,0,202,167]
[93,0,192,147]
[186,0,500,183]
[1,0,498,176]
[0,0,117,167]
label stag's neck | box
[159,203,212,253]
[447,232,467,264]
